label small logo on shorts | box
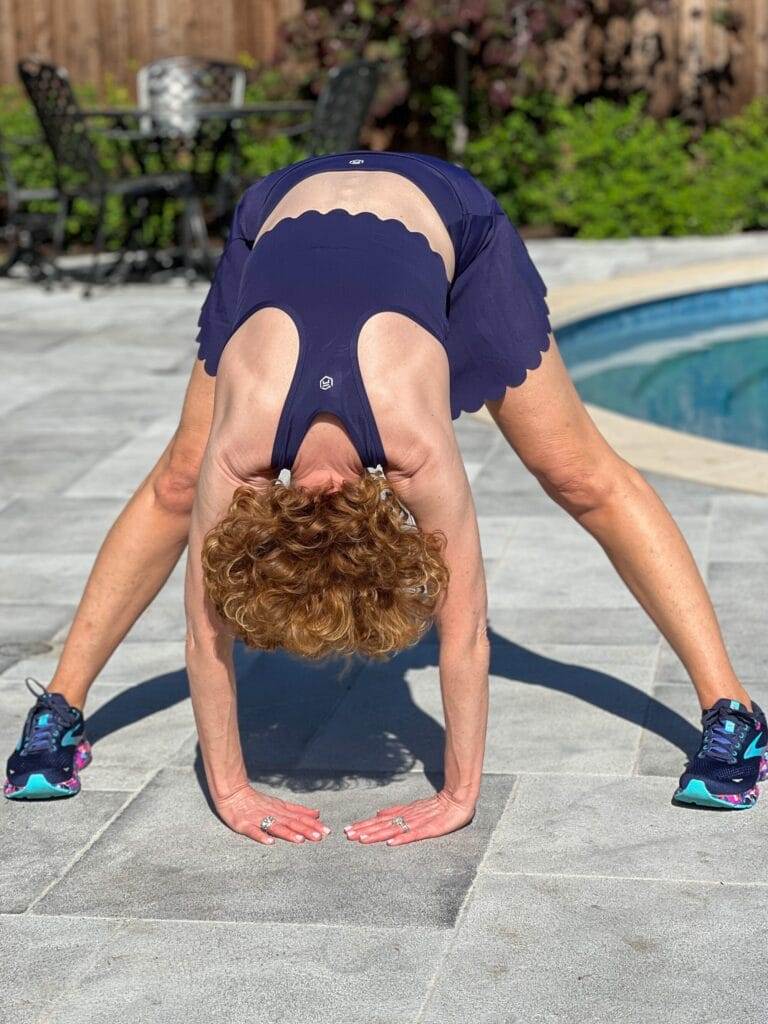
[348,158,364,165]
[319,375,334,390]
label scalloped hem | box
[450,330,552,419]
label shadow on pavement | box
[84,627,700,797]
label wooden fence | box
[0,0,766,120]
[539,0,768,123]
[0,0,301,91]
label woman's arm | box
[185,445,330,846]
[345,435,490,846]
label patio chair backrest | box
[17,58,103,188]
[137,57,247,137]
[309,60,380,155]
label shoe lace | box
[700,705,750,763]
[21,678,70,756]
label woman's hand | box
[343,789,476,847]
[214,784,331,846]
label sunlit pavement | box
[1,235,766,1023]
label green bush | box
[459,93,562,224]
[688,99,768,233]
[2,73,767,243]
[458,93,768,238]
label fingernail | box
[359,834,367,841]
[295,836,304,843]
[312,831,322,840]
[343,825,351,833]
[322,826,331,835]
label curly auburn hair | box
[201,473,449,660]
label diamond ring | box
[391,815,409,832]
[259,815,276,832]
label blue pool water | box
[558,282,768,451]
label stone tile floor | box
[1,238,767,1024]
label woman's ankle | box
[47,679,88,714]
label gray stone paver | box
[419,874,768,1024]
[36,768,514,927]
[3,915,449,1024]
[0,238,766,1022]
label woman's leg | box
[486,335,750,712]
[49,359,216,711]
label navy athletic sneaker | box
[674,698,768,810]
[4,679,91,800]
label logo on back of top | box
[348,158,364,165]
[319,376,334,390]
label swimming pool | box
[558,282,768,451]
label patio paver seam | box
[8,910,446,932]
[481,867,768,888]
[630,633,663,776]
[414,774,523,1024]
[23,768,162,916]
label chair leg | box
[185,193,213,280]
[0,236,21,277]
[83,198,109,298]
[180,198,194,284]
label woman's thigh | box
[485,333,618,485]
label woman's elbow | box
[184,619,229,662]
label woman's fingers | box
[239,823,276,846]
[345,807,412,836]
[283,810,330,834]
[283,816,326,842]
[354,820,401,844]
[268,821,309,844]
[385,824,428,846]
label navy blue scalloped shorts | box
[196,150,552,471]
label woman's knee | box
[152,440,204,517]
[532,450,639,517]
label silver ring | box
[391,815,409,833]
[259,815,276,832]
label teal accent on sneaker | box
[744,734,768,760]
[60,725,80,747]
[730,700,741,711]
[674,779,754,810]
[724,720,735,733]
[4,773,80,800]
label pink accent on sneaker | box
[74,739,92,772]
[759,754,768,783]
[715,785,759,807]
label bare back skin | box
[212,171,463,498]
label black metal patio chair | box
[136,56,247,221]
[137,56,246,140]
[0,128,64,284]
[17,57,212,294]
[283,60,380,155]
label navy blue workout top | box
[196,150,552,471]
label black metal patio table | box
[81,99,316,265]
[84,99,315,214]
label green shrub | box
[3,73,768,244]
[688,99,768,232]
[521,95,695,237]
[461,93,563,224]
[454,92,768,237]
